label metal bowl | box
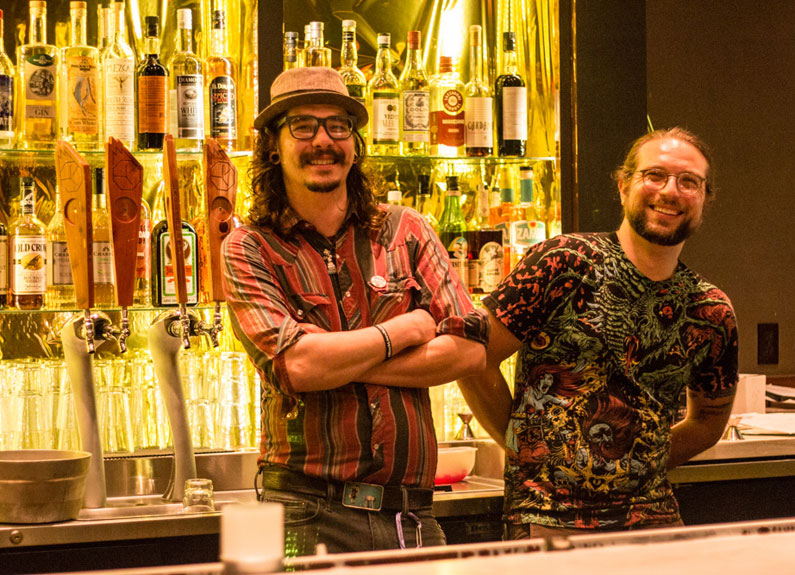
[0,450,91,524]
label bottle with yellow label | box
[11,178,46,310]
[61,1,99,150]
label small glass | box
[183,478,215,513]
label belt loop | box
[327,480,335,501]
[401,486,409,514]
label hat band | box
[271,87,348,104]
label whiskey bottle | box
[399,30,429,156]
[102,1,135,148]
[151,219,199,307]
[137,16,168,151]
[0,9,14,148]
[133,197,151,306]
[430,56,465,157]
[305,21,332,67]
[495,32,527,157]
[205,9,238,151]
[11,178,46,310]
[45,186,74,309]
[0,216,7,307]
[61,1,99,151]
[168,8,204,151]
[367,33,399,156]
[339,21,366,103]
[17,0,60,149]
[92,168,115,307]
[283,31,299,71]
[437,175,468,284]
[465,25,493,157]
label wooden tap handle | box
[55,140,94,310]
[204,139,238,302]
[105,138,143,308]
[163,134,188,305]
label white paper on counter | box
[739,412,795,435]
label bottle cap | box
[503,31,516,52]
[438,55,453,73]
[469,25,482,46]
[310,21,324,33]
[177,8,192,29]
[145,15,159,37]
[377,33,390,46]
[519,166,533,178]
[407,30,421,48]
[387,190,402,204]
[70,1,87,10]
[446,175,459,191]
[342,19,356,29]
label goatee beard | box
[301,148,346,194]
[625,206,700,246]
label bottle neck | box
[470,44,484,84]
[177,27,193,53]
[113,4,126,42]
[21,191,35,216]
[30,8,46,45]
[375,45,391,74]
[145,36,160,56]
[503,49,518,75]
[405,45,422,70]
[93,191,106,210]
[341,30,357,67]
[99,7,113,49]
[211,26,227,56]
[70,9,87,46]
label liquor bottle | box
[102,0,135,149]
[298,24,310,68]
[45,186,74,309]
[398,30,429,156]
[466,179,504,295]
[283,31,299,71]
[137,16,168,151]
[489,164,516,276]
[339,21,366,103]
[168,8,204,151]
[437,175,468,284]
[465,25,493,157]
[0,9,15,148]
[415,174,437,231]
[134,198,151,306]
[97,4,113,51]
[239,21,258,151]
[387,189,402,206]
[92,168,115,307]
[205,9,237,151]
[495,32,527,157]
[0,215,7,307]
[151,219,199,306]
[509,166,546,267]
[11,178,46,310]
[61,1,99,150]
[305,21,332,67]
[429,56,465,157]
[17,0,60,149]
[367,33,399,156]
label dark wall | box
[646,2,795,374]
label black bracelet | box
[374,324,393,360]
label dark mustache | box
[300,148,346,165]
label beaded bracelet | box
[374,324,393,360]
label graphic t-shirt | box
[483,232,738,529]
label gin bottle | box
[0,9,15,148]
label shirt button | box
[373,443,381,451]
[345,291,351,298]
[370,402,377,410]
[296,310,304,317]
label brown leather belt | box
[258,466,433,512]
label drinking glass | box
[183,478,215,513]
[19,363,50,449]
[97,359,135,453]
[216,352,254,450]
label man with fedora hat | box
[222,66,489,553]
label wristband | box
[374,324,393,360]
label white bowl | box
[435,446,476,485]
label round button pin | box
[369,276,387,289]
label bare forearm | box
[668,396,735,468]
[358,335,486,388]
[457,367,512,447]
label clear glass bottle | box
[137,16,168,151]
[399,30,429,156]
[490,164,517,276]
[305,21,331,67]
[367,33,399,156]
[283,31,299,71]
[465,25,493,157]
[205,9,237,151]
[415,174,438,231]
[430,56,465,157]
[509,166,546,267]
[11,177,46,309]
[437,175,468,284]
[97,4,113,52]
[17,0,60,149]
[495,31,527,157]
[339,21,366,103]
[102,0,135,149]
[92,168,115,307]
[45,186,74,309]
[168,8,204,151]
[61,1,99,151]
[0,9,15,148]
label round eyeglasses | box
[276,115,356,140]
[635,168,705,195]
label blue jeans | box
[258,488,446,556]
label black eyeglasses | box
[635,168,706,195]
[276,115,356,140]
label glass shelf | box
[364,154,556,163]
[0,147,252,159]
[0,303,225,315]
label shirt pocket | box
[286,292,331,324]
[368,275,422,323]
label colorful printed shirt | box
[222,204,489,489]
[483,233,738,529]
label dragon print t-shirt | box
[483,233,738,529]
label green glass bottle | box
[437,175,468,285]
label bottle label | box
[0,75,13,136]
[138,76,168,134]
[159,230,198,304]
[12,235,46,295]
[136,218,151,282]
[511,220,546,252]
[372,94,399,143]
[0,236,7,291]
[47,240,73,285]
[24,54,56,119]
[93,240,115,285]
[401,90,429,142]
[479,240,504,292]
[209,75,237,139]
[66,55,98,135]
[466,96,494,148]
[104,57,135,142]
[502,86,528,141]
[345,83,366,104]
[175,75,204,139]
[431,89,465,147]
[446,235,468,282]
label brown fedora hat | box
[253,67,368,132]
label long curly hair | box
[248,126,387,234]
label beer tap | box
[55,140,106,507]
[106,137,144,353]
[201,138,239,347]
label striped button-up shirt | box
[222,204,489,488]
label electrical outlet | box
[757,323,779,364]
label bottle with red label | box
[430,56,465,157]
